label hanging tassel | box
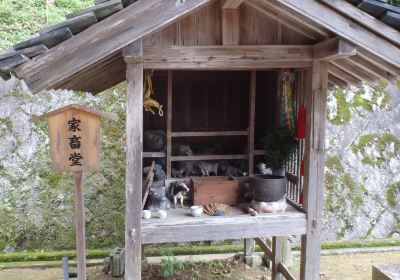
[143,70,164,117]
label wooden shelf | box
[171,154,248,161]
[171,130,248,137]
[141,205,306,244]
[143,152,166,158]
[254,150,266,156]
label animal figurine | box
[219,163,244,177]
[174,144,195,176]
[144,186,171,211]
[171,168,185,178]
[250,197,287,213]
[143,130,165,152]
[196,161,218,176]
[257,163,272,175]
[168,181,190,208]
[143,164,167,181]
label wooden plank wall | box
[143,1,314,47]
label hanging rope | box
[143,70,164,117]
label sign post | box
[31,104,117,280]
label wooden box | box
[190,176,240,206]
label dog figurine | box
[169,181,190,208]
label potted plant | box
[249,128,298,202]
[262,127,298,176]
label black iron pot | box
[249,174,286,202]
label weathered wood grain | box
[222,8,240,45]
[16,0,211,93]
[171,130,248,137]
[349,55,397,82]
[331,59,379,86]
[74,171,87,280]
[254,238,273,259]
[328,74,348,88]
[141,208,306,244]
[279,263,296,280]
[300,62,328,280]
[124,40,143,280]
[328,63,362,87]
[221,0,245,9]
[274,0,400,70]
[313,37,357,61]
[320,0,400,47]
[272,236,284,280]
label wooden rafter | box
[357,48,400,77]
[273,0,400,70]
[14,0,211,94]
[349,55,397,82]
[328,74,348,88]
[331,59,380,86]
[328,63,363,87]
[313,37,357,61]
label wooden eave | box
[3,0,400,94]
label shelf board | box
[171,130,248,137]
[143,152,166,158]
[142,205,306,244]
[171,154,248,161]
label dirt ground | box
[0,251,399,280]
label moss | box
[325,155,344,173]
[386,182,400,207]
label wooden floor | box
[141,206,306,244]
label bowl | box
[157,210,167,219]
[142,210,151,219]
[190,206,203,217]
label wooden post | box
[272,236,284,280]
[300,61,328,280]
[248,70,256,175]
[166,70,172,178]
[124,40,144,280]
[74,171,86,280]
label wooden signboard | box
[31,104,117,280]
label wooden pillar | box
[123,40,144,280]
[300,61,328,280]
[272,236,284,280]
[248,70,256,175]
[221,0,242,45]
[74,171,86,280]
[166,70,172,178]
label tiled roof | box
[0,0,136,81]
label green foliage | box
[159,251,185,279]
[388,0,400,6]
[0,0,92,50]
[386,182,400,207]
[328,82,391,125]
[262,127,298,169]
[351,133,400,168]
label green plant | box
[262,127,298,169]
[159,251,185,279]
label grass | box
[0,238,399,266]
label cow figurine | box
[168,181,190,208]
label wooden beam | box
[222,8,240,45]
[248,70,256,175]
[279,263,296,280]
[171,154,248,161]
[171,130,248,137]
[331,59,380,86]
[137,45,314,69]
[300,62,328,280]
[167,70,172,178]
[349,55,397,82]
[357,48,400,77]
[254,238,273,259]
[15,0,211,93]
[328,64,362,87]
[272,237,284,280]
[124,40,143,280]
[244,0,324,41]
[313,37,357,61]
[221,0,245,9]
[320,0,400,48]
[274,0,400,70]
[328,74,348,88]
[74,172,87,280]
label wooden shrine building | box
[2,0,400,279]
